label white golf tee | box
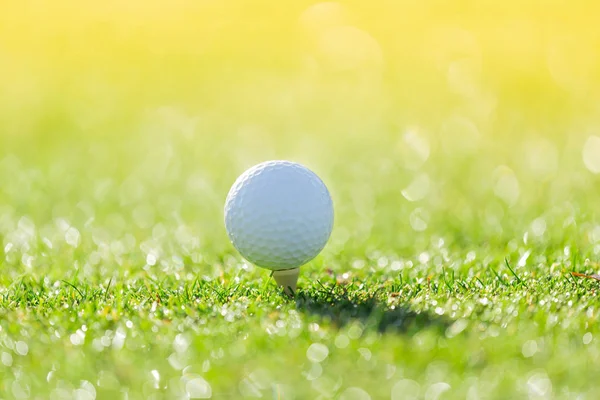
[272,268,299,296]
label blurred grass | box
[2,1,600,399]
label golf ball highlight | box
[224,160,334,270]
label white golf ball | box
[224,160,334,270]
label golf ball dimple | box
[224,160,334,270]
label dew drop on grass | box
[425,382,451,400]
[173,334,190,353]
[518,250,531,268]
[1,352,13,367]
[167,353,185,370]
[391,379,420,400]
[339,386,371,400]
[70,330,85,346]
[65,227,81,248]
[402,128,430,168]
[531,218,546,237]
[402,174,430,202]
[493,166,520,206]
[390,261,403,271]
[410,208,428,232]
[335,334,349,349]
[358,348,372,361]
[527,371,552,398]
[583,136,600,173]
[112,328,126,350]
[185,376,212,399]
[302,362,322,381]
[307,343,329,363]
[522,340,537,358]
[377,256,389,268]
[347,323,364,340]
[446,319,469,338]
[465,251,476,263]
[42,237,53,249]
[73,388,95,400]
[15,341,28,356]
[150,370,160,388]
[76,381,96,400]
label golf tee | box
[272,268,299,296]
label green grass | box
[2,119,600,400]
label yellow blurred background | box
[2,0,599,140]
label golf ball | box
[224,160,334,270]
